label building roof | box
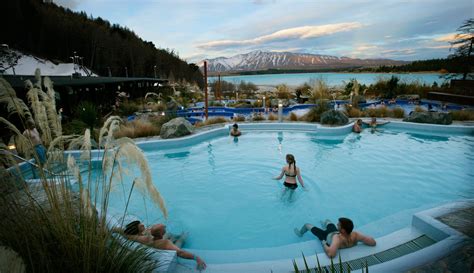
[1,75,168,88]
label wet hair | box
[338,217,354,234]
[124,220,141,235]
[286,154,296,174]
[233,123,239,129]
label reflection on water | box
[408,132,449,143]
[310,137,344,147]
[277,132,284,154]
[207,143,215,171]
[164,151,190,159]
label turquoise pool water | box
[99,128,474,252]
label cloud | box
[197,22,363,50]
[269,48,302,53]
[54,0,82,9]
[434,32,472,43]
[381,49,416,56]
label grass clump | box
[194,117,228,127]
[450,110,474,121]
[233,115,246,122]
[344,105,363,118]
[267,113,277,121]
[252,113,265,121]
[392,107,405,118]
[287,112,299,121]
[114,119,160,139]
[304,102,330,122]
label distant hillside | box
[351,58,468,73]
[2,0,203,87]
[199,50,407,73]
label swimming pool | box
[93,123,473,264]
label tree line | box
[2,0,204,87]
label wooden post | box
[204,61,208,120]
[218,74,221,102]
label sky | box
[57,0,473,63]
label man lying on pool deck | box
[294,217,376,258]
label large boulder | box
[160,117,194,139]
[320,110,349,125]
[403,111,452,125]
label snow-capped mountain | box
[199,50,407,73]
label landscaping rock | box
[403,111,452,125]
[160,117,194,139]
[320,110,349,125]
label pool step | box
[315,235,436,273]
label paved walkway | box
[407,206,474,273]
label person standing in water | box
[273,154,305,189]
[23,119,47,165]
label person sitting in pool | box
[121,221,206,270]
[230,123,241,137]
[294,217,376,258]
[352,119,363,133]
[273,154,305,189]
[363,117,389,129]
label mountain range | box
[199,50,408,74]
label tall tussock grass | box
[304,102,330,122]
[194,117,228,127]
[450,110,474,121]
[287,112,299,121]
[233,115,246,122]
[114,119,160,139]
[391,107,405,118]
[267,113,277,121]
[0,75,167,272]
[344,105,363,118]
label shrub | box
[414,106,426,113]
[345,105,363,117]
[146,102,166,112]
[252,113,265,121]
[304,102,330,122]
[450,110,474,121]
[118,101,141,116]
[194,117,228,128]
[267,113,277,121]
[392,107,405,118]
[378,106,389,117]
[76,101,98,130]
[288,112,298,121]
[233,115,246,122]
[364,107,378,117]
[62,119,88,135]
[114,119,160,139]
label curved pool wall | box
[15,122,473,273]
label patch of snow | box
[1,50,97,76]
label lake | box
[209,72,446,87]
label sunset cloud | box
[434,33,472,43]
[197,22,363,50]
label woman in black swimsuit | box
[273,154,305,189]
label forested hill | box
[351,58,466,73]
[2,0,204,87]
